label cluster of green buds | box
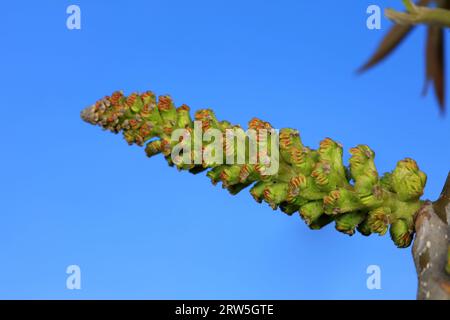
[81,90,427,248]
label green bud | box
[262,182,289,210]
[250,181,272,203]
[157,95,177,127]
[367,207,390,235]
[207,166,226,185]
[390,219,413,248]
[290,147,317,176]
[195,109,221,130]
[141,91,156,106]
[349,145,378,195]
[239,164,262,184]
[317,138,348,188]
[335,211,366,236]
[176,105,193,129]
[311,160,332,188]
[358,184,384,207]
[220,165,242,187]
[299,201,324,228]
[279,128,303,164]
[126,93,144,113]
[392,158,427,201]
[286,177,309,207]
[289,175,325,201]
[145,140,162,158]
[323,188,362,215]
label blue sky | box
[1,0,449,299]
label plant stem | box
[386,0,450,28]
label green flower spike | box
[81,90,428,248]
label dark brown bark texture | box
[413,172,450,299]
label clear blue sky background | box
[1,0,449,299]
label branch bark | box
[413,172,450,299]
